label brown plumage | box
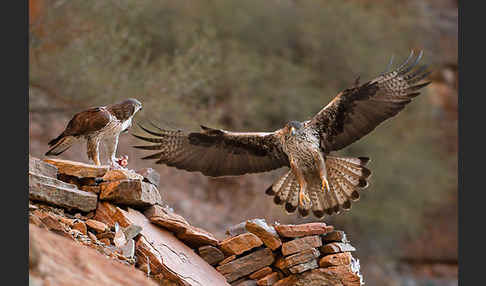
[133,51,431,218]
[46,98,142,167]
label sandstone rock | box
[289,259,319,274]
[176,225,219,248]
[281,235,322,256]
[29,224,158,286]
[275,223,334,238]
[97,231,115,240]
[277,248,320,269]
[219,255,237,266]
[87,231,98,242]
[246,219,282,251]
[320,242,356,255]
[100,238,111,245]
[233,280,257,286]
[321,230,348,243]
[29,173,98,212]
[30,155,58,178]
[319,252,352,267]
[86,219,108,233]
[120,239,135,258]
[57,174,98,189]
[226,221,248,237]
[37,212,64,233]
[136,168,161,187]
[219,232,263,255]
[249,267,273,280]
[114,223,128,247]
[93,202,119,228]
[81,185,101,194]
[100,180,162,208]
[256,272,280,286]
[120,207,229,286]
[72,221,87,235]
[59,217,75,227]
[123,224,143,240]
[144,205,189,233]
[43,158,109,178]
[297,266,362,286]
[273,275,298,286]
[199,245,225,265]
[216,248,275,282]
[102,169,144,182]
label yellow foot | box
[321,178,330,193]
[299,190,311,206]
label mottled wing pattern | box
[309,51,431,152]
[132,123,290,177]
[62,107,111,137]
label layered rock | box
[29,156,364,286]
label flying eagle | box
[132,51,431,218]
[46,98,143,168]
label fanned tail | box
[316,156,371,217]
[265,156,371,218]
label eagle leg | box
[316,153,330,193]
[290,159,311,211]
[87,136,101,166]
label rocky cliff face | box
[29,156,364,286]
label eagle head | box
[286,121,303,137]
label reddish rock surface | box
[29,224,158,286]
[176,224,220,248]
[321,230,348,243]
[99,179,162,208]
[277,248,320,269]
[144,205,190,233]
[29,172,98,212]
[219,232,263,255]
[102,169,144,182]
[289,259,319,274]
[72,221,87,235]
[199,245,225,265]
[320,242,356,255]
[275,223,334,238]
[257,272,280,286]
[119,207,230,286]
[246,219,282,251]
[319,252,352,268]
[249,266,273,280]
[219,255,236,266]
[86,219,108,233]
[216,248,275,282]
[30,155,58,178]
[43,158,109,178]
[281,235,322,256]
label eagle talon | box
[321,178,330,193]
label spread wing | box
[132,123,290,177]
[308,50,431,152]
[63,107,111,137]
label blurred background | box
[29,0,457,285]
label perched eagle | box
[133,51,431,218]
[46,98,143,167]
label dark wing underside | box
[308,50,431,152]
[132,123,289,177]
[63,107,111,137]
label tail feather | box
[45,136,76,156]
[273,171,295,205]
[265,155,372,218]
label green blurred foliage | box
[30,0,456,267]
